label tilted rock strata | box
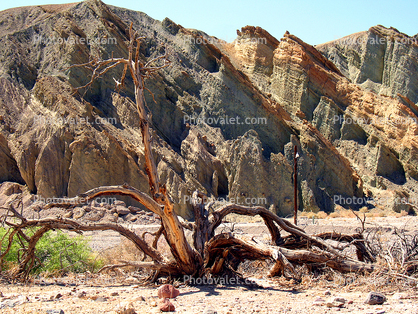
[0,1,417,217]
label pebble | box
[159,298,175,312]
[150,301,157,307]
[333,297,346,304]
[364,292,387,305]
[94,296,107,302]
[202,306,218,314]
[313,297,325,306]
[77,291,86,298]
[157,284,180,299]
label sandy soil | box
[0,276,417,314]
[1,217,417,313]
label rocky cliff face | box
[317,25,418,106]
[0,0,417,218]
[219,25,418,214]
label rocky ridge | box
[0,0,417,218]
[222,25,418,214]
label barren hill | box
[0,0,417,218]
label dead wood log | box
[281,232,376,263]
[209,204,353,258]
[206,233,374,276]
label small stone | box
[77,291,86,298]
[364,292,387,305]
[157,284,180,299]
[313,297,325,306]
[159,298,175,312]
[326,302,341,308]
[324,290,331,296]
[46,310,64,314]
[129,215,137,222]
[114,200,126,206]
[63,211,73,218]
[203,306,218,314]
[150,301,157,307]
[333,297,346,304]
[54,293,63,299]
[116,206,130,215]
[326,297,345,308]
[128,206,142,213]
[96,296,107,302]
[114,303,136,314]
[110,292,119,296]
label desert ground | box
[1,216,417,313]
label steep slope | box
[222,26,418,213]
[0,0,298,217]
[317,25,418,107]
[0,1,416,218]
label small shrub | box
[316,211,328,219]
[0,228,103,276]
[327,212,339,219]
[359,207,369,213]
[395,210,408,218]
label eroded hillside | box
[0,0,417,218]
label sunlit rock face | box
[0,1,417,217]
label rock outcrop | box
[224,25,418,213]
[317,25,418,105]
[0,1,417,217]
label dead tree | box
[0,23,376,282]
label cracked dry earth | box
[0,277,417,314]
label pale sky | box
[0,0,417,45]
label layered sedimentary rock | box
[224,26,418,213]
[0,0,417,218]
[317,25,418,105]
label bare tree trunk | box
[134,80,160,197]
